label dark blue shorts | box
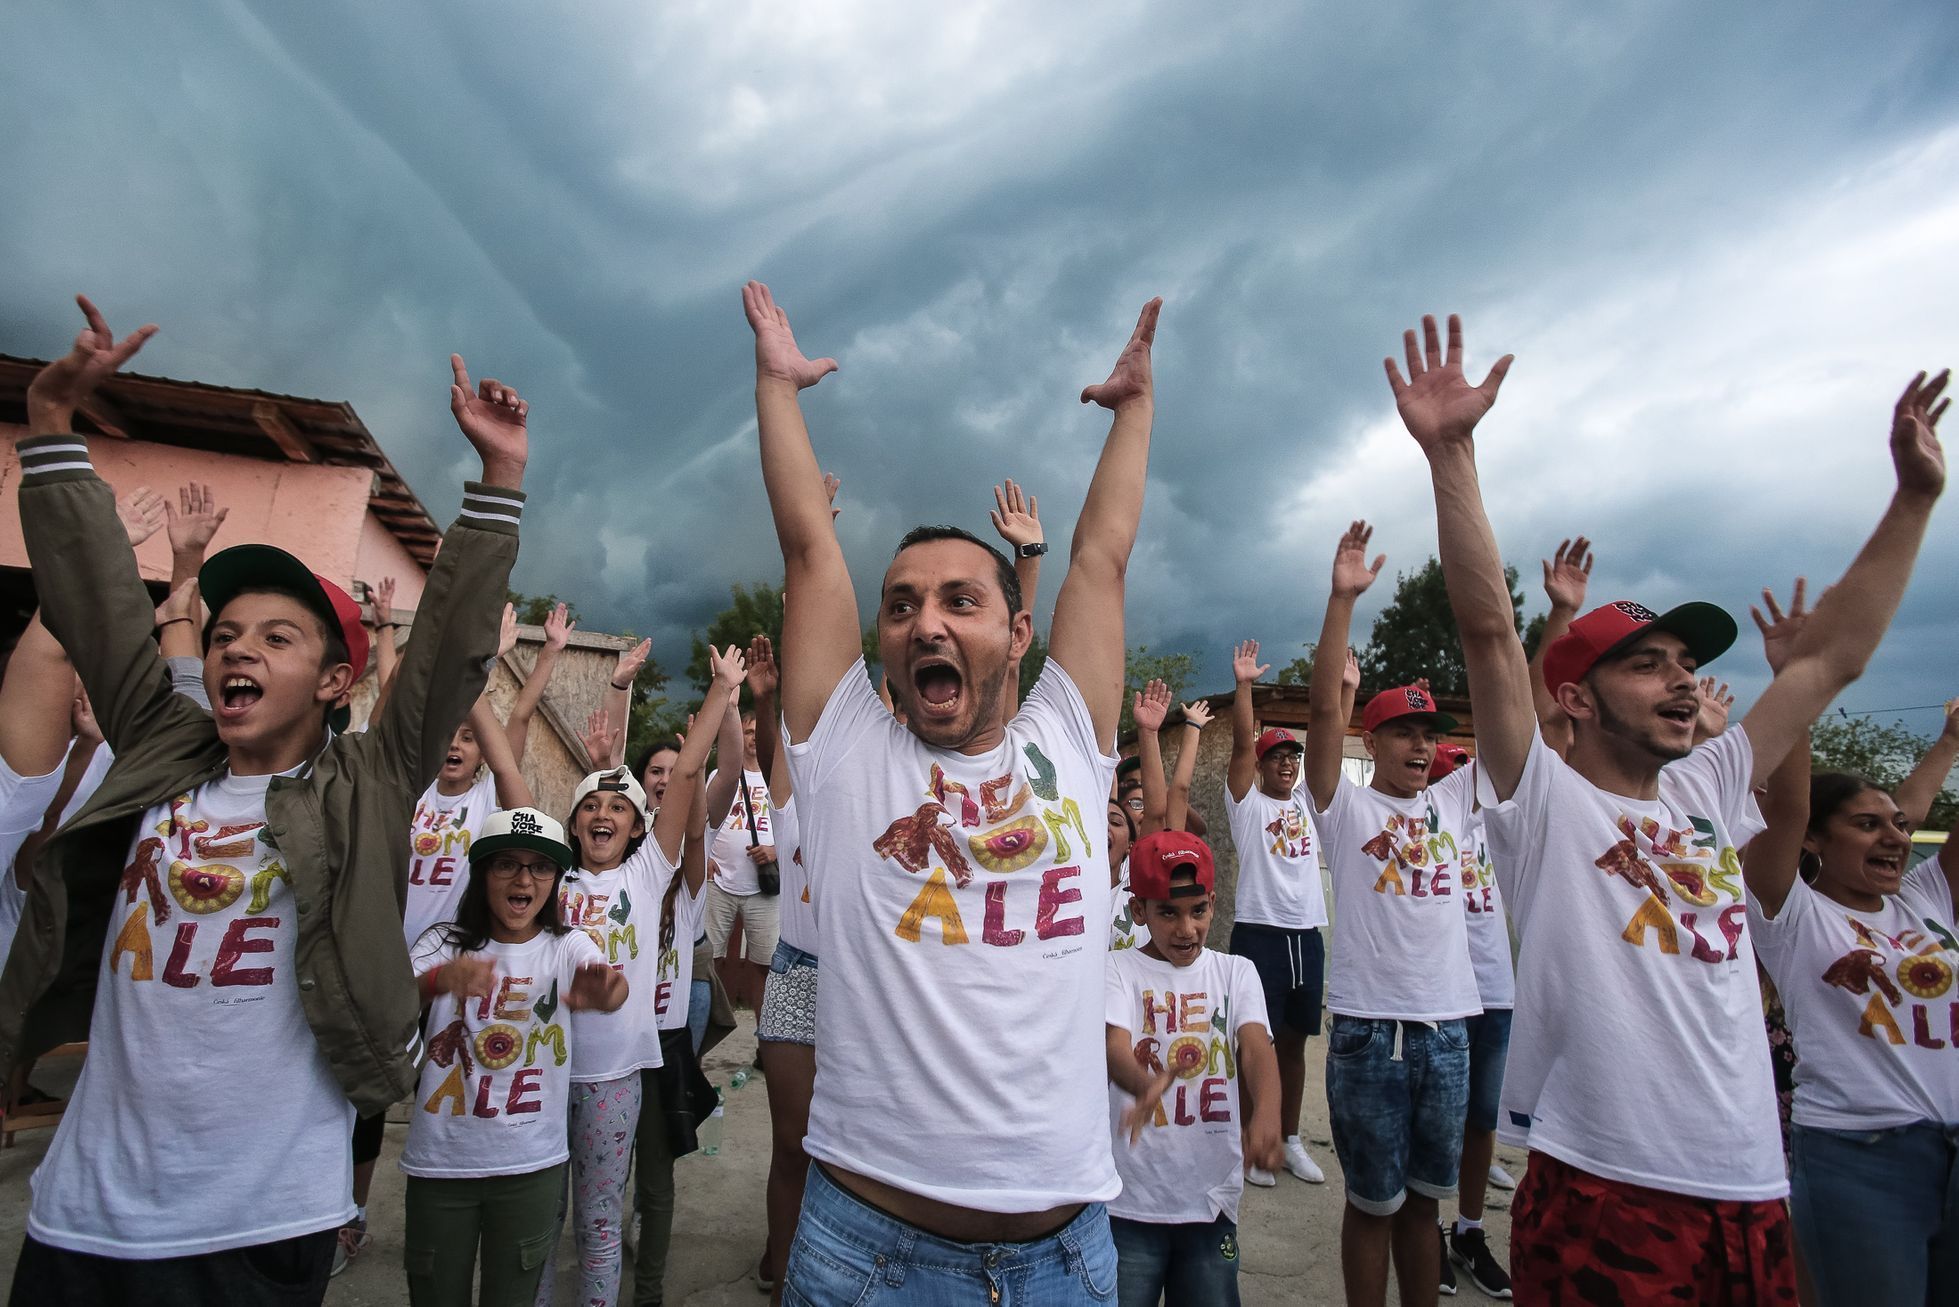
[1463,1007,1512,1135]
[1324,1015,1470,1215]
[1227,923,1323,1037]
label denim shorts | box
[1109,1214,1239,1307]
[1324,1015,1470,1215]
[758,940,819,1046]
[784,1164,1119,1305]
[1462,1007,1512,1135]
[1790,1120,1959,1307]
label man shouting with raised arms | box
[743,281,1160,1304]
[1388,311,1945,1304]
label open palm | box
[744,281,837,390]
[1384,314,1512,450]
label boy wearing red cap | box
[1305,521,1482,1307]
[1388,310,1945,1303]
[1223,640,1331,1188]
[1104,830,1281,1306]
[3,297,526,1302]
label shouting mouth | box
[219,675,264,720]
[913,658,964,719]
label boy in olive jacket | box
[2,296,529,1303]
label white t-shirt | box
[1316,769,1482,1021]
[56,739,112,829]
[1105,947,1269,1224]
[1749,863,1959,1129]
[787,659,1120,1213]
[1224,779,1329,930]
[709,768,772,897]
[1480,728,1782,1201]
[1109,873,1142,953]
[402,772,499,950]
[1460,801,1516,1010]
[29,771,356,1255]
[558,837,680,1080]
[0,753,66,969]
[774,795,817,953]
[654,877,709,1032]
[403,927,606,1178]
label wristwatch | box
[1016,541,1048,559]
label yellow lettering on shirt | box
[111,907,153,981]
[424,1062,468,1115]
[1859,993,1905,1045]
[896,868,969,945]
[1620,893,1680,954]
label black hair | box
[1116,756,1143,777]
[631,740,683,785]
[565,790,649,868]
[431,854,569,954]
[890,526,1023,615]
[204,584,351,670]
[1108,796,1137,844]
[1799,771,1888,883]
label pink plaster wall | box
[1,423,427,602]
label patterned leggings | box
[535,1074,643,1307]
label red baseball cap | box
[1362,683,1460,735]
[1254,727,1302,761]
[200,544,371,730]
[1541,600,1737,694]
[1428,743,1470,781]
[1128,830,1216,900]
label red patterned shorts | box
[1510,1151,1797,1305]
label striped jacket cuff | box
[16,435,93,479]
[459,482,525,528]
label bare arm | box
[679,765,709,895]
[1308,521,1384,810]
[1894,698,1959,827]
[743,283,857,742]
[368,576,401,703]
[1388,314,1530,798]
[1742,373,1947,787]
[0,616,78,779]
[703,690,745,831]
[1105,1023,1177,1145]
[653,646,746,864]
[1227,641,1268,801]
[1739,586,1815,915]
[1529,537,1591,757]
[1237,1020,1283,1173]
[1047,300,1163,750]
[603,638,649,769]
[1168,700,1212,831]
[468,694,534,811]
[506,602,571,764]
[1132,681,1171,837]
[747,635,791,803]
[991,479,1044,720]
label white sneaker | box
[1488,1162,1517,1190]
[1246,1165,1278,1187]
[1283,1137,1326,1184]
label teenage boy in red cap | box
[1104,829,1281,1307]
[1387,309,1945,1303]
[747,281,1157,1301]
[1224,639,1330,1188]
[1305,520,1482,1307]
[2,295,527,1304]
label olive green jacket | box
[0,432,524,1113]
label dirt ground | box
[0,1021,1524,1305]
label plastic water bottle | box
[730,1068,751,1092]
[699,1095,725,1157]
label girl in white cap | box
[401,807,626,1306]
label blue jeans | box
[1109,1214,1239,1307]
[687,976,710,1054]
[1790,1120,1959,1307]
[1324,1015,1470,1215]
[1462,1007,1512,1135]
[784,1164,1118,1305]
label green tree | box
[1121,645,1197,734]
[506,589,581,627]
[1274,643,1317,687]
[687,582,785,704]
[1811,714,1959,831]
[1358,557,1523,698]
[1018,629,1050,702]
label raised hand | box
[1942,697,1959,743]
[440,956,498,1002]
[1232,640,1269,686]
[1132,679,1171,732]
[1751,578,1809,675]
[369,576,397,627]
[1892,370,1949,499]
[579,707,621,769]
[1331,520,1385,598]
[1384,313,1513,452]
[1181,699,1215,730]
[1695,677,1735,740]
[1080,298,1163,411]
[1342,645,1362,696]
[117,487,166,548]
[823,472,843,521]
[154,578,201,630]
[448,355,529,486]
[747,635,779,700]
[612,638,651,691]
[27,295,158,429]
[566,961,626,1011]
[497,602,518,659]
[166,482,229,558]
[989,479,1043,549]
[544,601,574,651]
[1542,536,1594,613]
[707,642,749,692]
[743,281,837,390]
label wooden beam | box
[251,402,316,463]
[77,394,131,438]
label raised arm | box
[1339,645,1361,726]
[678,763,709,895]
[1166,699,1212,832]
[166,481,229,589]
[505,601,571,763]
[1740,581,1813,914]
[1131,680,1172,836]
[653,645,746,863]
[0,617,81,779]
[1528,537,1591,756]
[743,282,857,741]
[1692,677,1735,747]
[467,694,534,811]
[703,689,746,830]
[1741,372,1947,786]
[602,638,650,770]
[991,478,1045,719]
[1894,697,1959,828]
[1387,314,1529,798]
[1308,521,1384,810]
[1048,299,1163,750]
[747,635,791,803]
[1226,640,1268,802]
[367,576,401,698]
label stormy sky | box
[4,0,1956,733]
